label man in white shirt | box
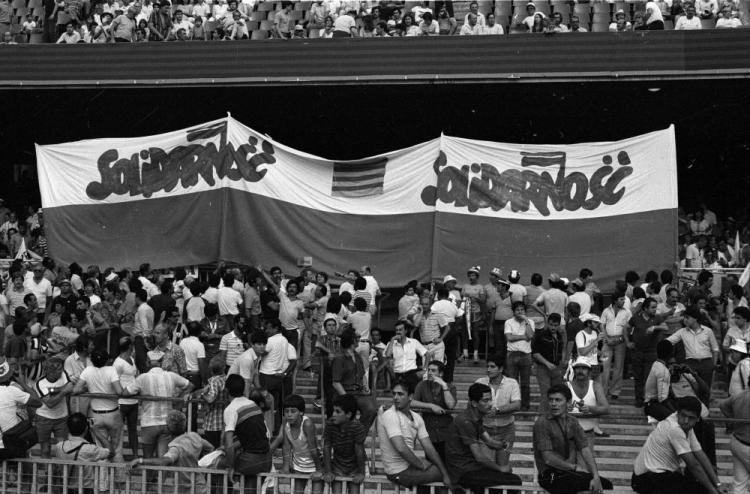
[675,4,702,28]
[517,2,545,30]
[73,350,125,464]
[122,350,193,459]
[258,321,296,434]
[632,397,726,494]
[460,12,482,34]
[180,321,207,387]
[228,331,267,395]
[599,293,631,400]
[568,279,591,316]
[504,301,534,410]
[217,273,243,329]
[336,269,357,296]
[685,235,707,268]
[132,288,154,373]
[35,357,73,458]
[385,321,429,392]
[219,322,246,370]
[359,265,381,305]
[138,264,159,299]
[481,12,504,34]
[25,264,52,321]
[278,280,304,350]
[377,381,452,489]
[332,9,357,37]
[667,307,720,388]
[463,0,485,27]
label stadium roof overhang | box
[2,30,750,88]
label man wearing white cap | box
[486,269,513,358]
[728,340,749,396]
[534,273,568,331]
[432,278,463,380]
[576,314,602,368]
[507,270,526,304]
[568,358,610,442]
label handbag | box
[1,415,39,452]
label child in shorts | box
[322,394,367,494]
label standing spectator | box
[685,235,707,268]
[35,357,73,458]
[657,287,685,334]
[184,283,206,323]
[332,331,377,432]
[445,383,523,490]
[151,324,187,376]
[279,394,323,494]
[417,289,450,364]
[332,8,357,37]
[272,1,292,38]
[719,374,750,494]
[148,1,171,41]
[384,321,429,392]
[568,358,610,442]
[568,279,591,316]
[219,319,245,370]
[322,394,367,494]
[600,292,631,400]
[218,273,243,329]
[25,264,52,322]
[348,297,372,373]
[114,337,139,457]
[575,313,602,369]
[411,360,456,461]
[278,279,304,350]
[223,374,272,486]
[486,272,512,357]
[463,0,486,26]
[199,356,228,448]
[627,298,667,407]
[123,350,193,459]
[668,306,720,389]
[73,350,125,465]
[436,5,456,34]
[0,357,42,460]
[5,273,31,317]
[258,319,296,435]
[535,273,569,332]
[200,303,227,362]
[533,384,613,494]
[474,354,520,471]
[0,0,10,40]
[149,280,175,326]
[525,272,547,322]
[532,313,565,414]
[377,381,453,489]
[504,301,534,409]
[181,321,207,387]
[110,6,136,41]
[228,330,266,396]
[133,288,154,372]
[632,397,725,494]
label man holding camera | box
[667,307,720,389]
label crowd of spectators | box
[0,0,747,45]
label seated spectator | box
[53,413,110,491]
[319,15,335,38]
[437,6,457,35]
[696,0,720,18]
[533,384,613,494]
[729,344,750,395]
[401,13,420,36]
[223,374,272,487]
[445,382,523,490]
[377,381,452,489]
[675,5,702,29]
[460,12,482,35]
[567,358,610,439]
[548,11,569,32]
[171,9,193,37]
[515,2,545,31]
[632,397,724,494]
[609,10,632,31]
[644,1,665,29]
[129,411,214,494]
[715,6,743,26]
[322,394,367,494]
[482,13,504,34]
[644,340,676,421]
[411,360,456,461]
[224,10,248,39]
[418,11,439,35]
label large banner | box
[36,117,677,288]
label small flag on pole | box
[331,157,388,198]
[14,238,42,262]
[740,259,750,287]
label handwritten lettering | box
[421,150,633,216]
[85,122,276,200]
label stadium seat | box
[534,1,551,14]
[573,2,592,17]
[495,1,513,17]
[592,12,610,22]
[249,10,267,21]
[260,19,273,30]
[663,19,673,29]
[251,29,269,39]
[294,1,311,11]
[27,0,41,8]
[308,26,320,38]
[246,21,259,31]
[551,0,572,15]
[257,2,277,12]
[289,10,303,21]
[591,20,609,31]
[14,6,27,16]
[700,18,716,28]
[478,0,494,14]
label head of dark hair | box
[340,331,356,350]
[90,349,108,367]
[187,321,202,337]
[675,396,702,416]
[208,273,221,288]
[547,383,572,401]
[74,335,89,353]
[427,360,445,373]
[487,353,505,369]
[13,320,25,336]
[468,382,491,402]
[734,306,750,321]
[633,287,646,300]
[222,273,235,287]
[69,262,83,276]
[353,297,367,312]
[250,331,268,345]
[531,273,543,286]
[283,394,306,413]
[660,269,673,285]
[566,301,580,318]
[160,279,173,294]
[134,288,148,303]
[625,270,640,284]
[317,284,328,296]
[332,394,358,419]
[697,269,712,286]
[119,337,132,353]
[656,339,673,360]
[436,287,449,299]
[730,284,745,299]
[139,263,150,276]
[326,296,342,314]
[391,379,414,395]
[339,291,352,306]
[548,313,562,324]
[579,268,593,279]
[648,281,662,294]
[644,270,659,284]
[354,277,367,291]
[226,374,245,397]
[204,303,218,318]
[511,300,525,312]
[67,413,89,436]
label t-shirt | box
[629,313,663,353]
[444,407,485,483]
[505,317,532,353]
[0,385,29,447]
[162,432,208,494]
[223,396,269,453]
[325,419,368,474]
[377,407,429,475]
[279,295,304,331]
[575,330,599,366]
[535,288,568,324]
[128,368,189,427]
[348,311,371,341]
[474,376,521,427]
[333,14,355,33]
[35,372,70,419]
[258,333,291,375]
[413,380,456,443]
[430,299,461,322]
[219,331,245,367]
[78,366,120,411]
[569,291,591,316]
[113,356,138,405]
[217,286,242,316]
[185,296,205,322]
[633,412,702,475]
[675,15,702,29]
[24,277,52,311]
[228,347,258,381]
[180,336,206,372]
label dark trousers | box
[394,369,420,393]
[632,351,657,402]
[187,373,202,432]
[491,320,507,357]
[443,334,458,383]
[539,469,613,494]
[632,470,704,494]
[644,399,674,421]
[204,430,222,449]
[134,335,149,374]
[119,403,139,456]
[259,373,286,435]
[686,358,714,390]
[458,469,522,491]
[505,351,532,408]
